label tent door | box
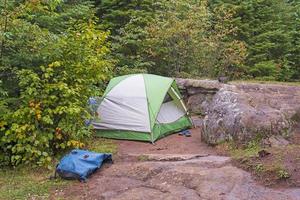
[156,87,186,124]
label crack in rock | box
[129,153,212,161]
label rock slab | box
[59,154,300,200]
[176,78,300,144]
[202,83,300,144]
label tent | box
[92,74,192,143]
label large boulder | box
[176,78,222,114]
[177,78,300,145]
[202,83,300,145]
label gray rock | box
[202,84,300,144]
[176,78,223,90]
[263,135,290,147]
[176,78,221,114]
[128,153,211,161]
[187,93,213,114]
[176,78,300,145]
[202,83,300,145]
[62,154,300,200]
[191,116,203,128]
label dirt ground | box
[291,122,300,143]
[264,125,300,187]
[116,128,216,156]
[51,128,218,199]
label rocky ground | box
[54,128,300,200]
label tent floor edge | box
[94,129,152,142]
[153,115,193,142]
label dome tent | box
[92,74,192,143]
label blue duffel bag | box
[55,149,112,182]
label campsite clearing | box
[2,126,300,200]
[53,127,300,200]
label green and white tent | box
[93,74,192,142]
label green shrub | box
[0,21,113,167]
[254,163,265,174]
[250,61,279,79]
[250,60,295,81]
[277,168,290,179]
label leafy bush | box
[254,163,265,174]
[277,168,290,179]
[0,21,113,167]
[250,61,279,79]
[249,60,296,81]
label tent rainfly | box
[92,74,193,143]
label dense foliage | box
[97,0,299,80]
[144,1,247,77]
[0,0,299,166]
[209,0,300,80]
[95,0,159,74]
[0,0,112,166]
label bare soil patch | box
[116,128,216,156]
[52,128,218,199]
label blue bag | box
[55,149,112,181]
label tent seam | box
[150,79,175,141]
[142,74,154,142]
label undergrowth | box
[0,138,117,200]
[219,136,292,185]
